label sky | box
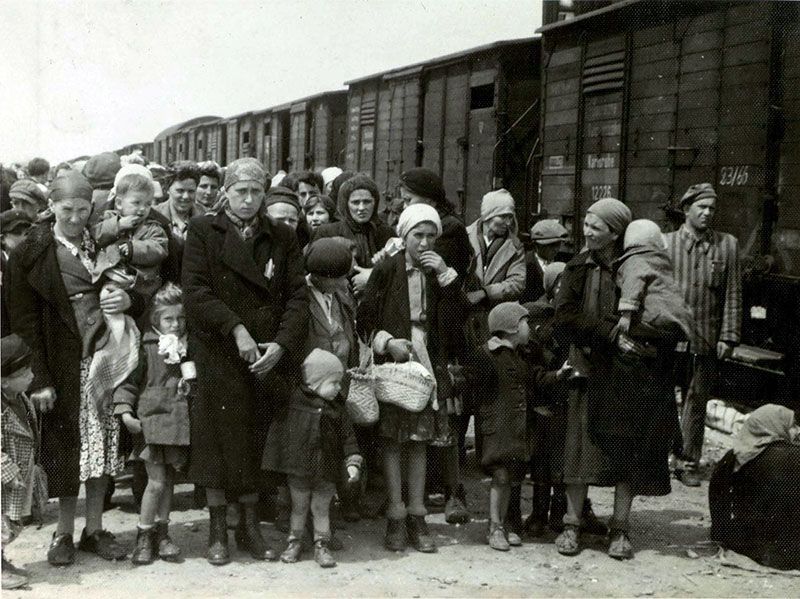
[0,0,542,164]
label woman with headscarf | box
[5,171,140,566]
[181,158,308,565]
[357,204,464,554]
[709,404,800,570]
[313,173,394,295]
[398,167,472,524]
[553,198,679,560]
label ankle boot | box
[207,506,230,566]
[405,515,437,553]
[524,483,551,537]
[131,526,157,565]
[155,521,181,561]
[235,503,278,561]
[548,487,567,532]
[384,518,406,552]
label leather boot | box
[235,502,278,561]
[155,521,181,561]
[405,515,437,553]
[524,484,551,537]
[384,518,406,552]
[207,505,230,566]
[548,487,567,533]
[131,526,157,565]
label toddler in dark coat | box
[113,282,191,565]
[474,302,570,552]
[263,349,363,568]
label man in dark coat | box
[521,219,568,303]
[181,157,308,565]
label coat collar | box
[466,220,522,284]
[212,211,273,292]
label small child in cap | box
[1,334,39,589]
[262,348,363,568]
[616,219,695,343]
[471,302,570,552]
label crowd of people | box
[1,152,799,589]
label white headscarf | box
[396,204,442,240]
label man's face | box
[535,243,559,262]
[298,182,320,210]
[227,181,265,220]
[684,197,717,232]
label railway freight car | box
[345,38,540,226]
[537,0,800,405]
[183,118,227,164]
[154,115,222,165]
[223,90,348,173]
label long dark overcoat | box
[181,211,307,493]
[4,223,142,497]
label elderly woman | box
[398,167,472,525]
[5,171,137,565]
[554,198,679,560]
[358,204,464,554]
[153,161,203,282]
[182,158,308,565]
[313,173,394,294]
[709,404,800,570]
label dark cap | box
[9,179,46,209]
[1,334,31,377]
[680,183,717,209]
[530,219,568,245]
[0,209,33,234]
[264,186,301,213]
[82,152,122,190]
[306,238,354,278]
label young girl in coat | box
[113,282,191,565]
[263,349,363,568]
[475,302,570,551]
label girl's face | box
[404,222,439,265]
[306,205,330,229]
[1,366,34,396]
[51,197,92,239]
[157,304,186,336]
[315,373,342,401]
[347,189,375,224]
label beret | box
[400,168,447,207]
[9,179,46,208]
[680,183,717,208]
[265,186,301,213]
[305,238,353,278]
[82,152,121,189]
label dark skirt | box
[378,402,435,444]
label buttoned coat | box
[181,211,307,492]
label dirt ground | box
[4,428,798,598]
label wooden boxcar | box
[538,0,800,404]
[154,116,221,165]
[345,38,541,226]
[183,119,227,164]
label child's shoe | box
[555,524,581,556]
[155,521,181,561]
[406,515,437,553]
[280,538,303,563]
[47,533,76,566]
[78,528,127,561]
[608,529,634,560]
[1,568,27,590]
[487,523,510,551]
[444,495,470,525]
[314,539,336,568]
[131,526,157,565]
[384,518,406,552]
[506,529,523,547]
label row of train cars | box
[119,1,799,406]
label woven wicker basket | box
[374,361,435,413]
[345,367,379,425]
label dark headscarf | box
[399,167,454,216]
[50,170,93,203]
[329,170,355,206]
[336,174,383,264]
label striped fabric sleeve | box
[719,234,742,345]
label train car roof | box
[344,36,540,85]
[154,115,222,140]
[536,0,643,33]
[261,88,349,114]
